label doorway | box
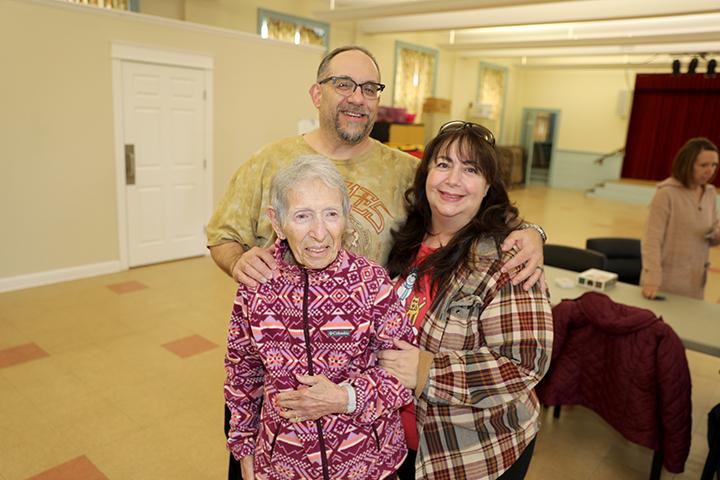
[112,44,214,268]
[520,108,560,186]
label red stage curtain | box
[622,74,720,187]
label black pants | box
[397,437,536,480]
[225,404,243,480]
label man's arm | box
[206,148,282,286]
[210,243,277,287]
[640,190,670,299]
[501,226,545,290]
[210,242,245,278]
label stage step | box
[587,180,656,204]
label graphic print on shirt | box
[396,270,418,304]
[346,182,393,234]
[343,182,394,261]
[396,270,429,328]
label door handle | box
[125,144,135,185]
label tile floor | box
[0,186,718,479]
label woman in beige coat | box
[641,137,720,300]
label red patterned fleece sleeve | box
[224,287,265,460]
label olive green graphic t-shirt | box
[206,135,419,266]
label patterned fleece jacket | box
[224,240,415,480]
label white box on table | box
[577,268,618,292]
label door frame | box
[111,43,214,270]
[520,107,561,186]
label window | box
[64,0,138,11]
[393,42,438,122]
[257,9,329,50]
[475,62,508,140]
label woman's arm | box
[640,190,671,297]
[500,226,545,290]
[225,289,265,461]
[348,273,416,425]
[709,192,720,246]
[421,279,553,408]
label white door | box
[122,61,207,267]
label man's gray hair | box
[270,155,351,225]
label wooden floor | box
[0,186,717,479]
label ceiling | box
[314,0,720,70]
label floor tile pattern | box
[106,281,147,294]
[162,334,219,358]
[0,343,49,369]
[26,456,107,480]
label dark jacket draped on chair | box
[536,292,691,473]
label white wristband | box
[342,384,357,414]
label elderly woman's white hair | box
[269,155,351,224]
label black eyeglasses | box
[438,121,496,146]
[318,76,386,100]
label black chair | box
[543,244,607,272]
[586,237,642,285]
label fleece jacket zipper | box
[301,269,330,480]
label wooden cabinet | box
[370,122,425,146]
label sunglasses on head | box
[438,121,496,146]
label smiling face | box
[692,149,719,186]
[269,179,346,270]
[425,140,490,234]
[311,49,380,145]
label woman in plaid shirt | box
[378,121,554,480]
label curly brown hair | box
[387,122,522,294]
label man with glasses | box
[207,45,546,480]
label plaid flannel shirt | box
[415,238,553,480]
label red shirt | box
[394,243,438,451]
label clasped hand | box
[377,339,419,390]
[276,373,348,423]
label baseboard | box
[0,260,124,293]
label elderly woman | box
[224,155,414,480]
[641,137,720,300]
[378,121,553,480]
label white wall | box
[0,0,320,283]
[516,68,635,153]
[1,0,673,288]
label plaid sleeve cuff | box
[415,350,434,398]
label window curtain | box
[65,0,131,9]
[622,74,720,187]
[267,18,296,43]
[266,18,324,47]
[477,66,507,137]
[394,47,436,122]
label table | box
[545,266,720,357]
